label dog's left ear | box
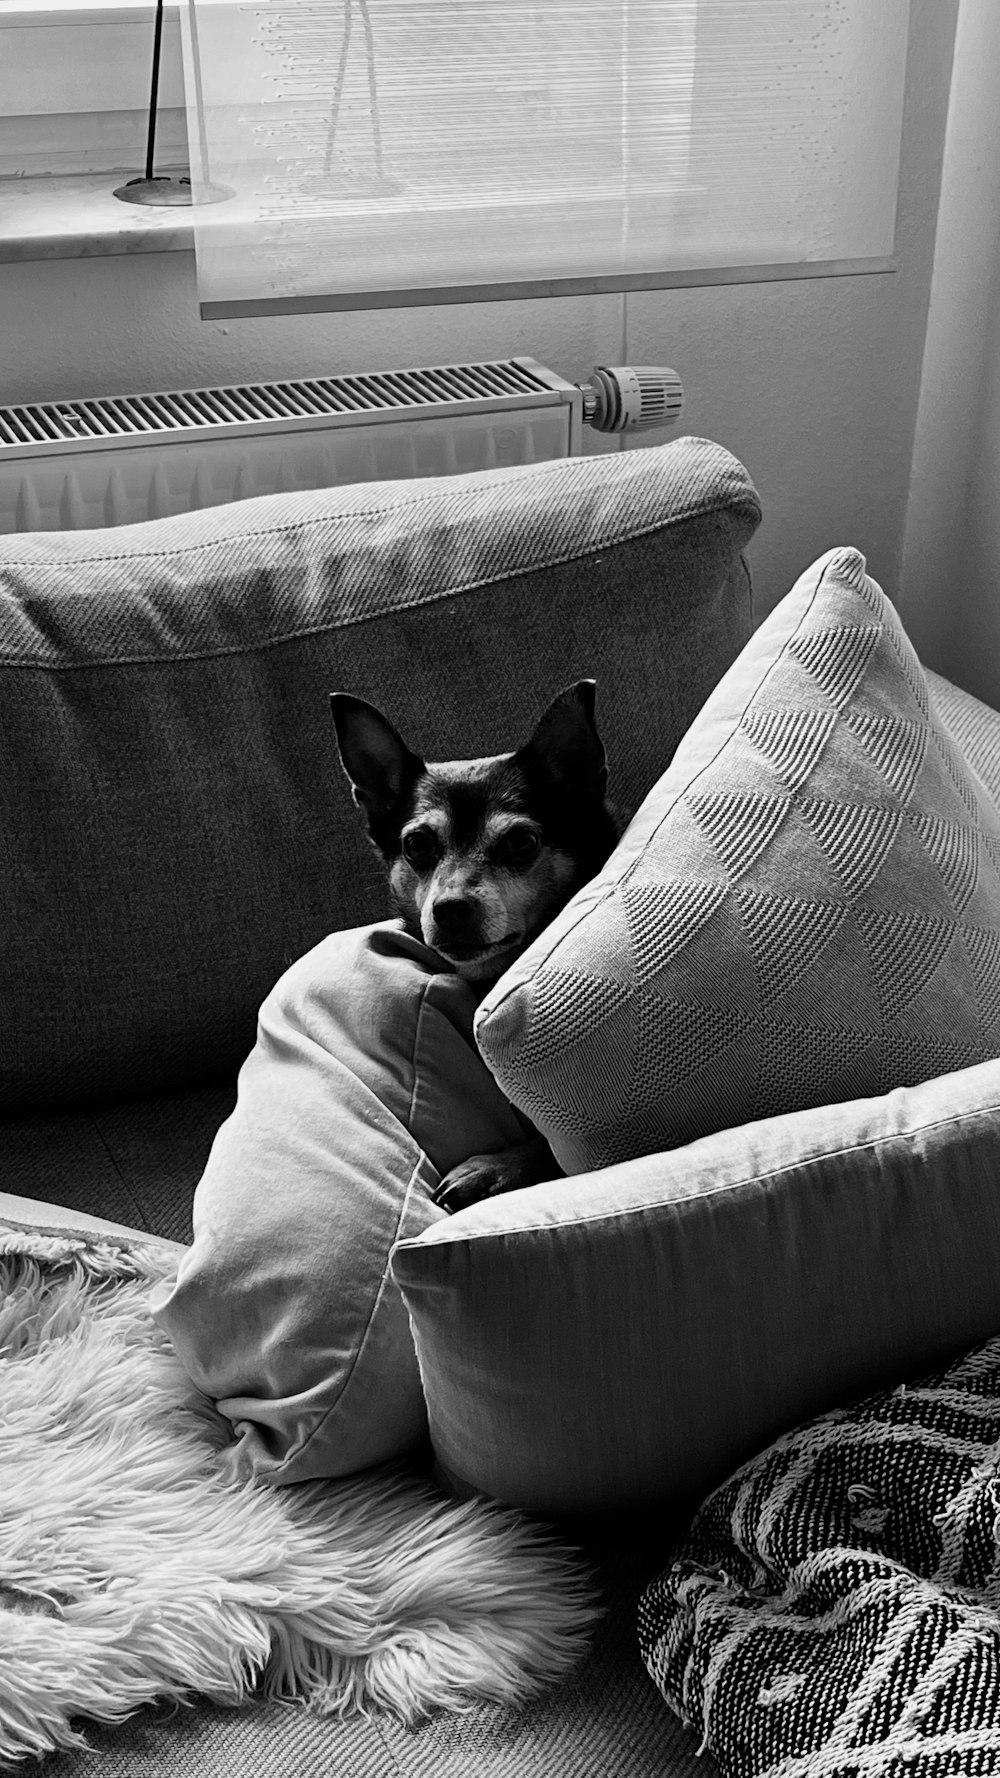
[517,679,608,797]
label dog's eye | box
[496,827,541,869]
[401,828,440,871]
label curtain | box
[181,0,910,318]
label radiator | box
[0,357,682,535]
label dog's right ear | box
[518,678,609,800]
[329,693,424,822]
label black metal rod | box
[144,0,166,180]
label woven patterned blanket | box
[639,1337,1000,1776]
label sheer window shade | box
[181,0,910,318]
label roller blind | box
[181,0,910,319]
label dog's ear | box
[517,679,608,798]
[330,693,425,821]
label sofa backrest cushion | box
[0,437,760,1113]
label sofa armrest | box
[392,1055,1000,1514]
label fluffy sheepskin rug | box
[0,1226,599,1764]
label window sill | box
[0,169,194,263]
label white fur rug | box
[0,1224,599,1764]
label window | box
[182,0,910,318]
[0,1,187,178]
[2,0,911,317]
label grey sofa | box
[4,436,1000,1776]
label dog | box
[330,679,621,1211]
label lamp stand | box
[114,0,230,208]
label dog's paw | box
[432,1153,521,1214]
[432,1138,557,1214]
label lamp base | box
[113,175,232,208]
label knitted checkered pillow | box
[475,547,1000,1172]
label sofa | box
[6,434,1000,1776]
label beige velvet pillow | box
[392,1055,1000,1513]
[475,548,1000,1173]
[151,922,534,1484]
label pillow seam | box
[0,448,759,570]
[271,1149,430,1473]
[479,550,848,1016]
[0,499,760,672]
[274,973,438,1473]
[397,1096,1000,1248]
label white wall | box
[1,0,957,633]
[900,0,1000,706]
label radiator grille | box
[0,359,555,453]
[0,356,579,532]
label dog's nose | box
[432,896,477,937]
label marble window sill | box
[0,170,194,263]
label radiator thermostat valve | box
[580,366,683,433]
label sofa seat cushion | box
[150,922,534,1485]
[476,547,1000,1173]
[0,437,760,1115]
[0,1084,236,1244]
